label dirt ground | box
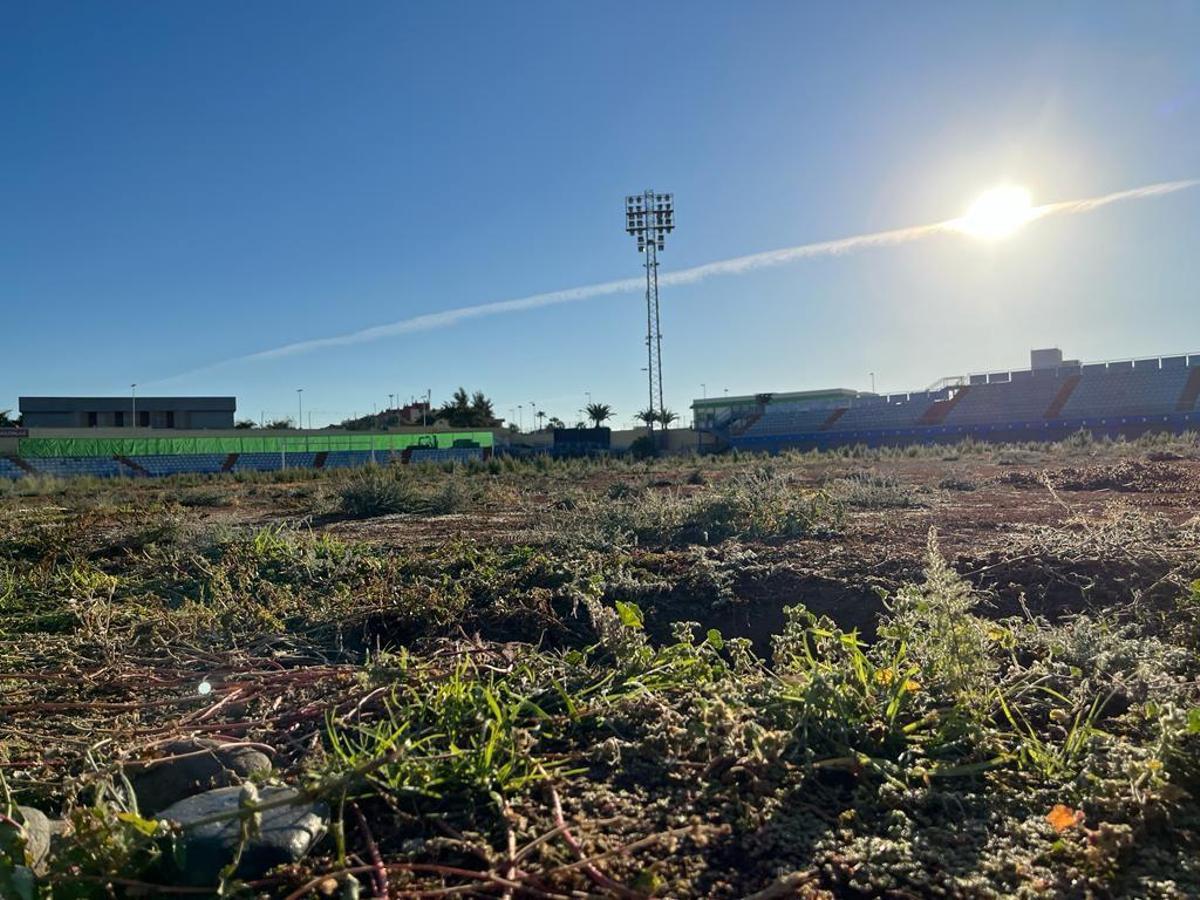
[2,439,1199,898]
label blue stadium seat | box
[409,447,485,464]
[129,454,229,476]
[831,399,928,431]
[322,450,384,469]
[232,452,318,472]
[0,458,28,480]
[940,376,1066,426]
[27,458,125,478]
[1059,366,1191,419]
[741,408,835,437]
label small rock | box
[15,806,52,872]
[128,739,272,815]
[158,785,328,885]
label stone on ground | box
[15,806,52,872]
[128,738,272,815]
[157,785,328,885]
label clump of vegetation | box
[606,479,643,500]
[831,471,922,508]
[337,465,468,518]
[565,466,843,547]
[939,474,978,491]
[338,466,423,516]
[178,485,235,508]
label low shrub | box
[831,471,921,508]
[338,466,423,517]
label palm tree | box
[547,416,566,430]
[436,388,501,427]
[585,403,613,428]
[635,408,657,432]
[437,387,472,426]
[470,391,497,425]
[536,410,547,430]
[657,408,679,428]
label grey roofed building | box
[19,396,236,429]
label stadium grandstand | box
[696,348,1200,452]
[0,429,492,480]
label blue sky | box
[4,2,1198,428]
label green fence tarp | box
[18,431,493,458]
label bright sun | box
[956,185,1035,239]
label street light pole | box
[297,389,303,430]
[130,384,137,430]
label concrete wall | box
[505,427,703,454]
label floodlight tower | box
[625,190,675,430]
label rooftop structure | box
[19,396,236,429]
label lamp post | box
[130,384,137,430]
[701,382,706,398]
[297,389,303,431]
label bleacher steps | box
[820,408,847,431]
[2,455,36,474]
[114,455,149,476]
[1177,368,1200,411]
[1044,375,1082,419]
[918,387,968,426]
[731,410,763,435]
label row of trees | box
[585,403,676,429]
[234,418,295,429]
[195,394,680,433]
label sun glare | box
[956,185,1034,239]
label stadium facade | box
[696,348,1200,452]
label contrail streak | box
[165,178,1198,378]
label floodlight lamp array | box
[625,192,675,252]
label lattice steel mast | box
[625,190,675,429]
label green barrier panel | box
[18,430,493,458]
